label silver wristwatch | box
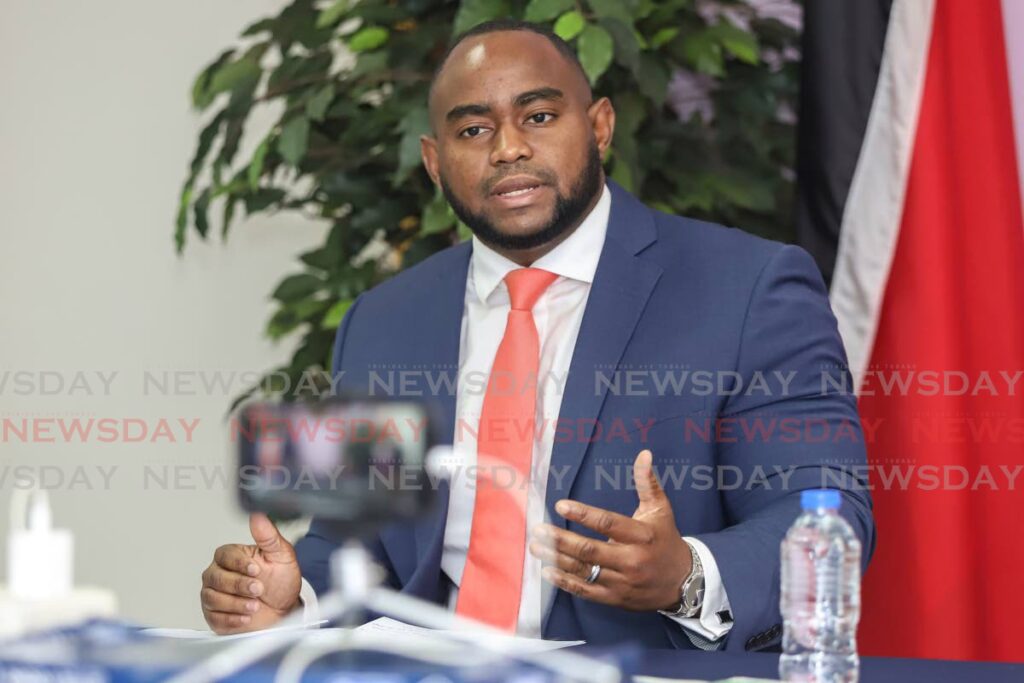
[660,539,705,619]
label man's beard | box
[439,141,604,252]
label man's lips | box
[487,175,550,208]
[490,175,546,196]
[489,184,548,207]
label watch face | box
[693,585,705,608]
[679,541,705,615]
[683,577,705,610]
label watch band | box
[660,539,705,619]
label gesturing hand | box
[529,449,691,612]
[200,513,303,634]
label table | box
[627,648,1024,683]
[8,620,1021,683]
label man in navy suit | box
[200,19,875,651]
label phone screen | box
[235,397,438,526]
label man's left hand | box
[529,449,692,612]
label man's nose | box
[490,124,533,165]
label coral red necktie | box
[456,267,558,631]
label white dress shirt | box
[301,182,733,643]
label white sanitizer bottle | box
[1,490,118,638]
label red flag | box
[846,0,1024,662]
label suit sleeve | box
[293,294,401,595]
[688,244,876,652]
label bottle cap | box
[800,488,841,510]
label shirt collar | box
[470,181,611,303]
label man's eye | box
[530,112,555,124]
[461,126,485,138]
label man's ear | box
[420,135,440,186]
[587,97,616,158]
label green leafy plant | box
[175,0,800,409]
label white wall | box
[0,0,326,628]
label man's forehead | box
[430,31,583,113]
[445,31,561,77]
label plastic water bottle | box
[779,489,861,683]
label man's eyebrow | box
[514,87,564,107]
[444,87,565,124]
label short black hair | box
[428,19,592,110]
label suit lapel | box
[381,243,469,592]
[414,243,470,562]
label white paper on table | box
[139,616,581,655]
[140,620,329,641]
[352,616,584,655]
[138,615,582,671]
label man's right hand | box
[201,513,302,634]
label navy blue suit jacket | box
[295,179,875,651]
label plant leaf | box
[610,153,634,191]
[650,26,679,49]
[174,185,193,253]
[576,24,614,85]
[611,89,643,190]
[315,0,350,29]
[208,53,261,99]
[393,106,431,187]
[710,172,775,212]
[216,118,246,170]
[300,247,337,272]
[553,10,585,41]
[683,30,725,77]
[636,53,669,109]
[186,110,226,184]
[306,83,335,121]
[244,188,286,214]
[221,196,238,241]
[614,90,646,137]
[266,309,301,340]
[241,18,275,37]
[421,192,455,235]
[453,0,511,35]
[586,0,634,26]
[193,188,212,239]
[272,274,324,303]
[191,49,234,110]
[278,117,310,167]
[524,0,574,22]
[714,22,760,65]
[599,18,640,75]
[321,299,353,329]
[248,134,273,190]
[348,26,390,52]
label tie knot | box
[504,268,558,311]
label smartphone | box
[235,396,439,532]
